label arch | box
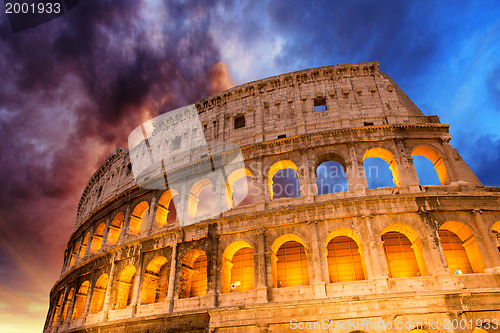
[412,145,450,185]
[271,234,309,288]
[325,229,366,283]
[78,232,89,258]
[115,265,137,309]
[440,221,485,273]
[51,294,63,326]
[129,201,149,235]
[268,160,300,200]
[179,249,207,298]
[227,168,254,207]
[493,221,500,234]
[363,147,400,188]
[90,222,106,253]
[107,212,124,246]
[90,273,108,314]
[316,160,348,194]
[72,281,89,319]
[221,241,254,293]
[156,189,179,227]
[187,179,213,217]
[69,243,79,267]
[60,288,74,322]
[142,256,169,304]
[381,223,427,277]
[492,221,500,252]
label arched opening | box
[142,256,169,304]
[412,145,450,185]
[107,212,124,246]
[221,241,254,293]
[156,189,179,227]
[268,160,300,200]
[381,224,427,278]
[363,148,399,189]
[439,221,485,273]
[316,160,348,194]
[271,234,309,288]
[72,281,89,319]
[227,168,254,207]
[89,273,108,314]
[51,294,63,326]
[492,221,500,252]
[179,249,207,298]
[60,288,74,322]
[129,201,149,235]
[114,265,136,309]
[69,244,79,267]
[325,229,365,283]
[78,232,89,258]
[188,179,213,217]
[90,222,105,253]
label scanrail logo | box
[128,105,246,226]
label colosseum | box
[45,62,500,333]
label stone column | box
[299,150,315,201]
[64,287,77,326]
[393,139,420,189]
[101,216,112,251]
[102,258,117,315]
[255,228,268,303]
[146,196,157,234]
[166,240,179,312]
[83,225,96,258]
[54,287,69,327]
[206,225,219,307]
[118,205,131,243]
[363,215,390,282]
[346,143,367,194]
[417,214,449,277]
[81,279,94,318]
[472,210,500,271]
[308,221,327,298]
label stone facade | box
[45,62,500,333]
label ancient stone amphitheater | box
[45,62,500,333]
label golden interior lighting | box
[221,241,254,293]
[227,168,254,207]
[439,230,473,274]
[90,222,105,253]
[327,236,365,283]
[156,189,179,227]
[142,256,169,304]
[129,201,149,235]
[60,288,74,322]
[115,265,137,309]
[107,212,124,246]
[179,249,208,298]
[90,274,108,314]
[51,294,63,326]
[363,147,401,187]
[276,241,309,288]
[72,281,89,319]
[78,232,89,258]
[382,231,421,278]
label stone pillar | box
[472,210,500,271]
[166,241,178,312]
[346,143,367,194]
[83,225,96,258]
[393,140,420,189]
[64,287,77,326]
[363,215,390,279]
[146,196,157,234]
[54,287,69,327]
[81,279,94,318]
[129,257,143,317]
[308,221,327,298]
[299,150,314,201]
[206,225,219,307]
[118,206,131,243]
[101,216,112,251]
[102,258,117,314]
[255,228,268,303]
[176,182,188,226]
[417,214,449,277]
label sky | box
[0,0,499,332]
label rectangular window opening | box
[364,121,374,126]
[313,97,327,112]
[277,134,286,139]
[234,115,246,129]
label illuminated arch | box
[90,222,105,253]
[188,179,213,217]
[325,229,366,282]
[271,234,309,288]
[69,243,79,267]
[492,221,500,252]
[179,249,207,298]
[156,189,179,227]
[221,241,254,293]
[227,168,254,207]
[142,256,169,304]
[114,265,137,309]
[129,201,149,235]
[90,273,108,314]
[60,288,74,322]
[72,281,89,319]
[440,221,485,273]
[412,145,450,185]
[51,294,63,326]
[107,212,124,246]
[268,160,300,200]
[363,147,400,188]
[381,223,428,277]
[78,232,89,258]
[493,221,500,234]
